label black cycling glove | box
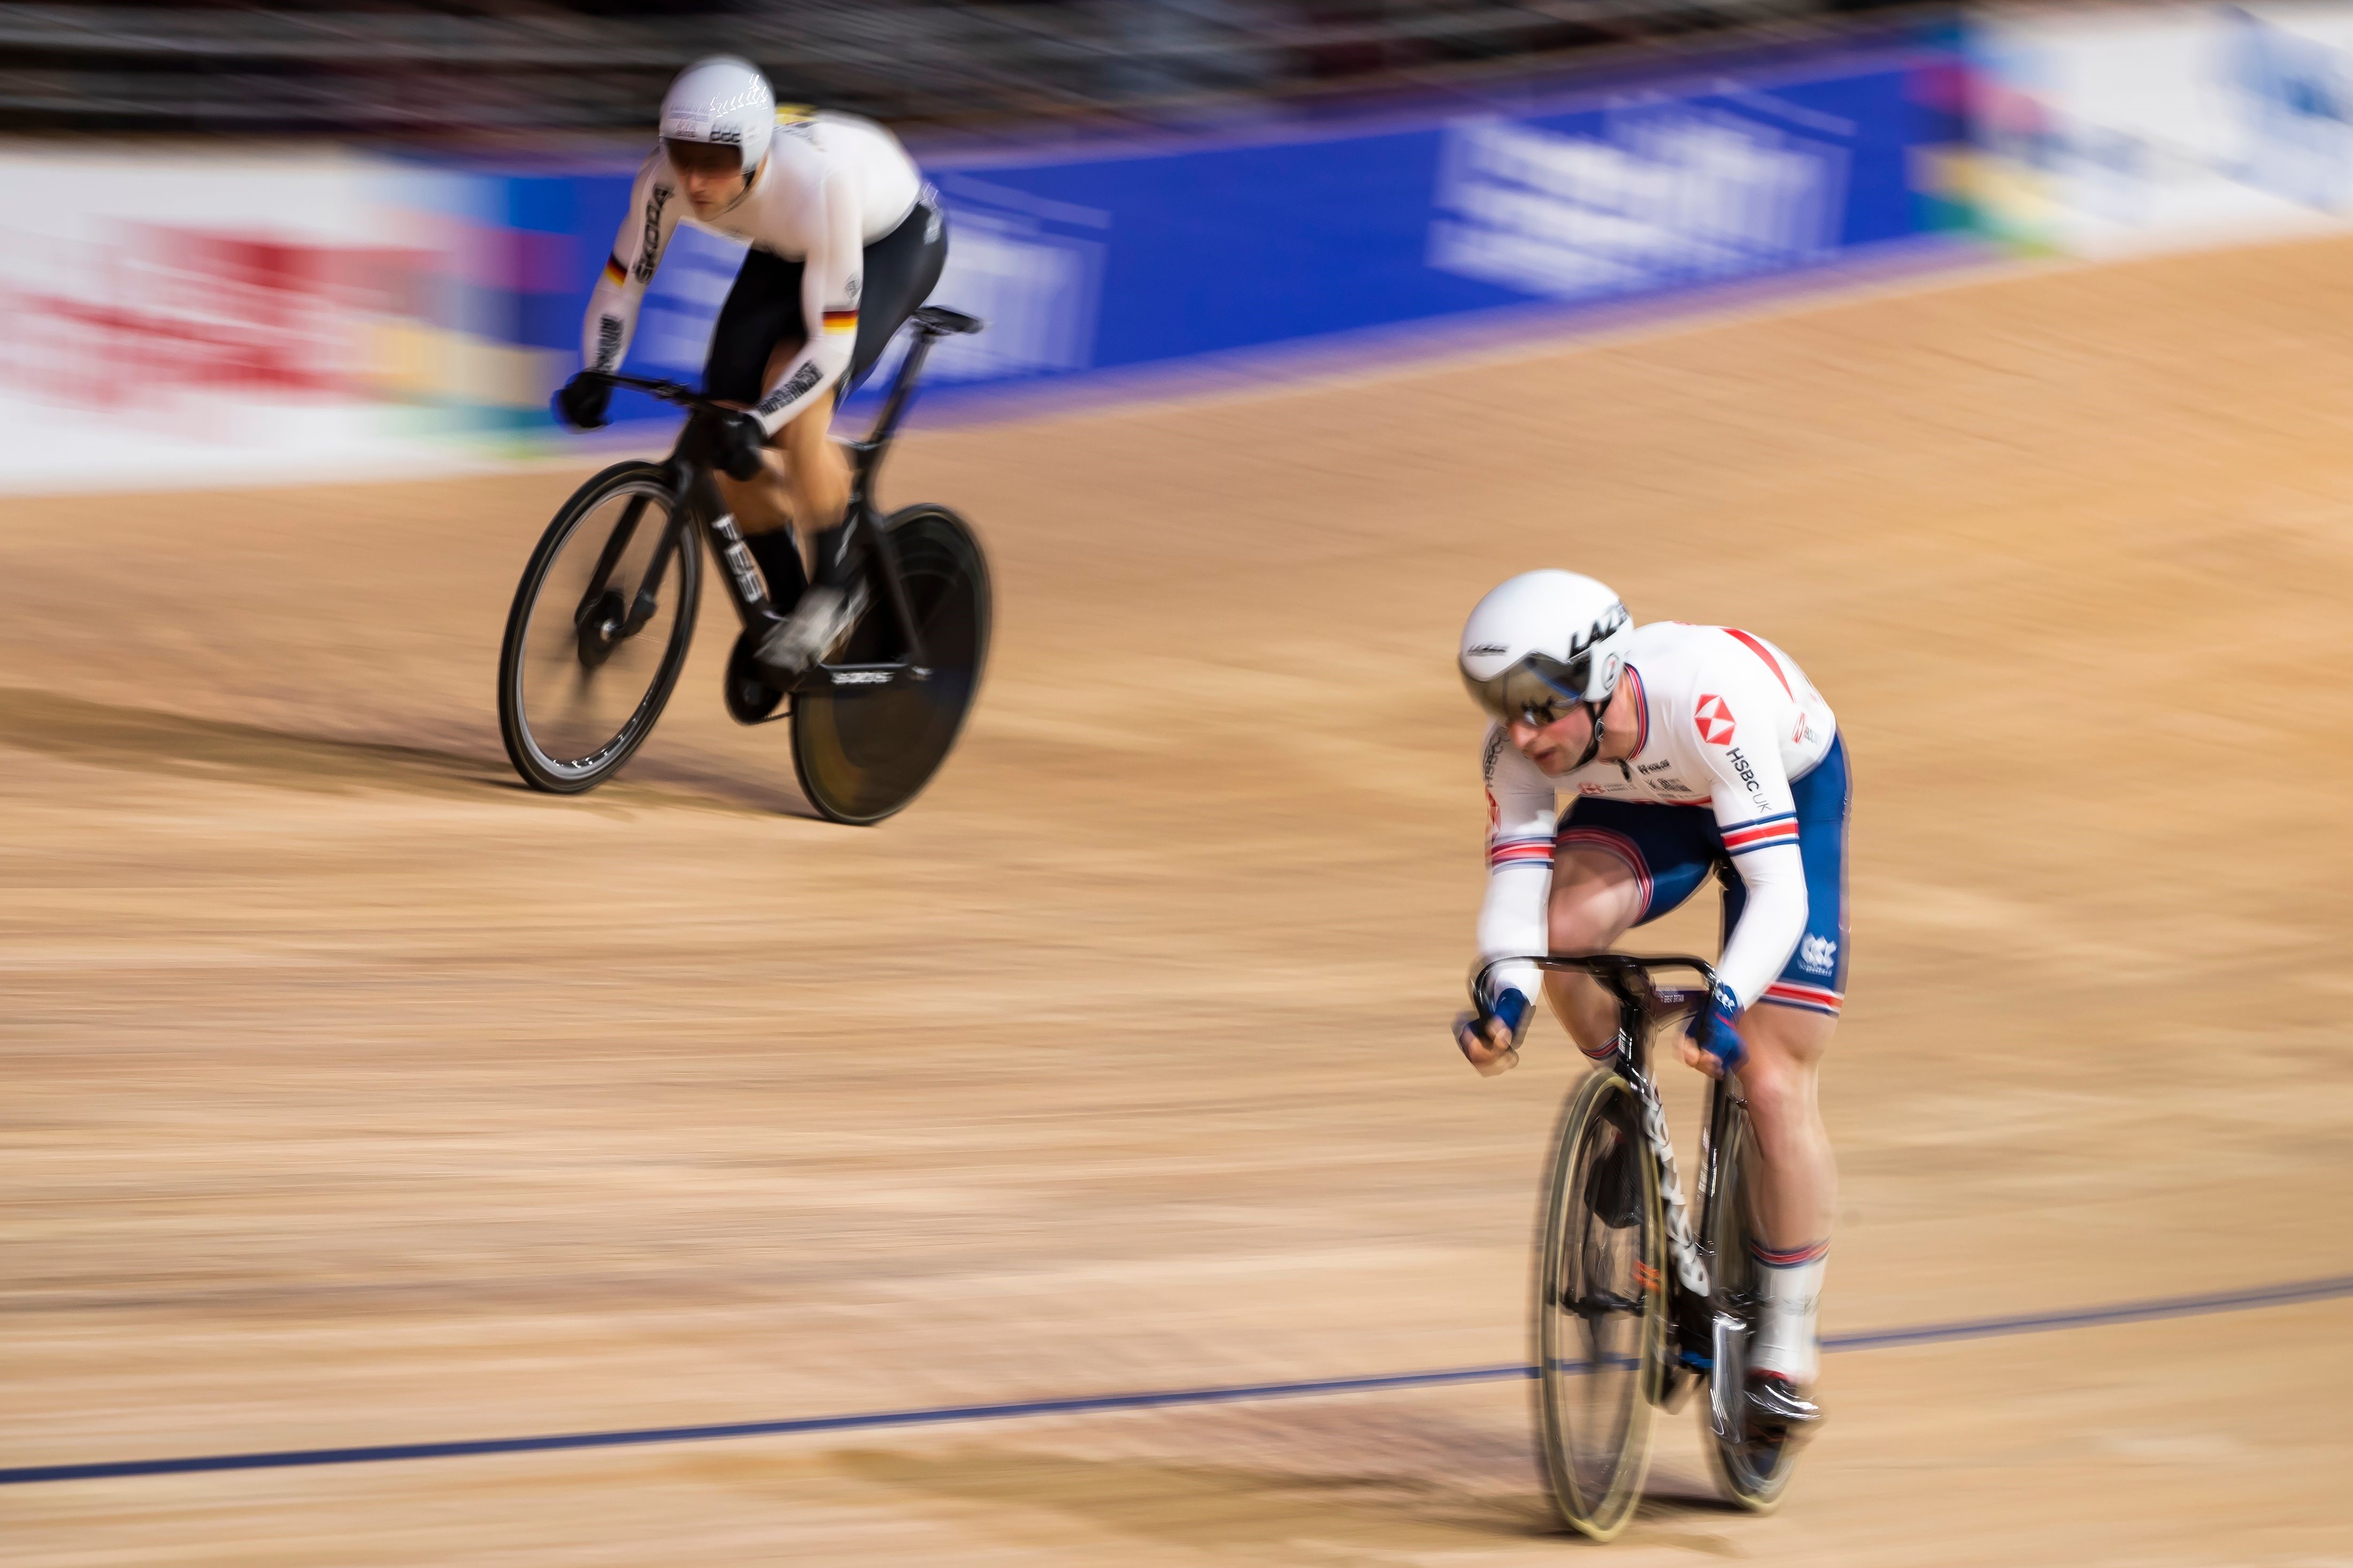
[713,410,769,482]
[553,374,611,431]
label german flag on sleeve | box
[602,253,627,288]
[821,308,858,336]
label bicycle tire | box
[789,503,990,825]
[1532,1067,1667,1541]
[1701,1098,1803,1512]
[498,461,701,794]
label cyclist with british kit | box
[553,56,947,678]
[1452,570,1850,1438]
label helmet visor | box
[663,136,744,177]
[1462,650,1591,728]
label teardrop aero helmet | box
[659,56,776,180]
[1458,570,1632,769]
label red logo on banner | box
[18,224,432,412]
[1695,694,1736,746]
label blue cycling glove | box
[1695,982,1747,1073]
[1487,985,1533,1045]
[1455,985,1532,1071]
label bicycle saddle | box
[913,306,983,336]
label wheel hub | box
[575,589,626,669]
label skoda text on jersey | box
[582,111,922,433]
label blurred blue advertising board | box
[501,38,1967,431]
[0,33,1970,491]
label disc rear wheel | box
[790,504,989,824]
[1533,1068,1666,1540]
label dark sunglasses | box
[664,138,745,177]
[1462,649,1593,728]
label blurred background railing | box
[0,0,1923,138]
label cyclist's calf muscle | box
[1725,1004,1837,1247]
[779,392,848,532]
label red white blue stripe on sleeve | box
[1487,835,1554,870]
[1719,813,1798,856]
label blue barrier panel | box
[936,60,1942,374]
[485,37,1962,432]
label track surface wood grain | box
[5,237,2351,1563]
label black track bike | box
[496,307,991,824]
[1475,952,1802,1540]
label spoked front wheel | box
[1702,1098,1803,1511]
[790,504,990,825]
[1532,1068,1667,1540]
[498,461,701,793]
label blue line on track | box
[6,1271,2347,1488]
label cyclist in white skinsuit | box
[555,56,946,678]
[1456,570,1851,1436]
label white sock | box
[1749,1240,1827,1384]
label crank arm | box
[1708,1312,1743,1440]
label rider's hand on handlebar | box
[553,373,611,431]
[1678,981,1747,1079]
[713,410,770,482]
[1455,986,1532,1077]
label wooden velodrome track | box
[6,236,2351,1565]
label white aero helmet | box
[659,56,775,176]
[1459,570,1632,731]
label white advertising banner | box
[1970,3,2353,256]
[0,148,524,494]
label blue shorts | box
[1557,734,1850,1016]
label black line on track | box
[7,1271,2347,1487]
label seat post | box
[863,327,942,453]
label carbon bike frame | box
[588,307,975,697]
[1478,952,1745,1403]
